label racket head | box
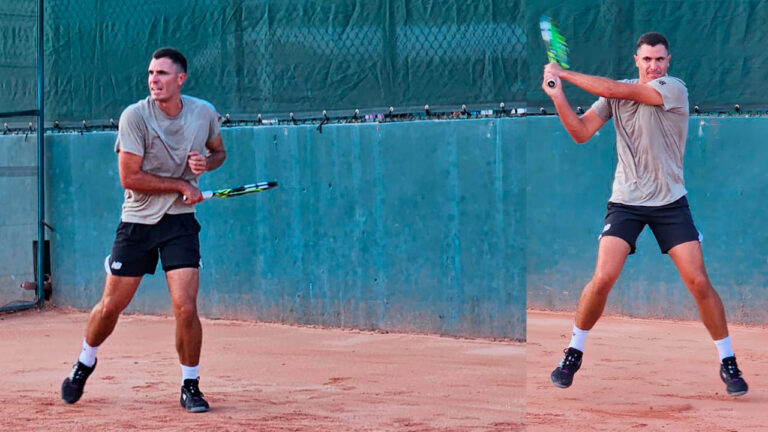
[210,181,279,198]
[539,15,570,69]
[539,16,554,58]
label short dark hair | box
[636,32,669,51]
[152,47,187,73]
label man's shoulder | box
[118,97,152,128]
[649,76,689,104]
[181,95,218,114]
[650,75,686,89]
[120,97,152,120]
[123,96,153,113]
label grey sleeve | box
[114,106,147,156]
[648,77,688,111]
[590,97,612,121]
[206,104,221,143]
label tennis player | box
[60,47,226,412]
[541,32,748,396]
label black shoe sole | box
[724,384,748,397]
[550,373,572,389]
[184,405,210,413]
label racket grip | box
[182,191,213,202]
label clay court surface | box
[0,307,523,432]
[527,310,768,431]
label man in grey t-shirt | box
[61,48,227,412]
[541,32,748,396]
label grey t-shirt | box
[590,76,689,206]
[115,95,221,224]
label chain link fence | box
[5,0,768,128]
[41,0,527,124]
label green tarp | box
[1,0,766,121]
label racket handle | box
[182,190,213,202]
[547,79,556,88]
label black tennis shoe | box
[180,378,210,413]
[550,347,582,389]
[61,359,97,404]
[720,356,748,396]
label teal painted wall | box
[0,135,37,306]
[43,119,526,339]
[8,116,764,336]
[526,117,768,324]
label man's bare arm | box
[543,74,608,144]
[544,62,663,106]
[119,151,203,203]
[204,134,226,171]
[558,68,663,106]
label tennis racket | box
[539,15,570,88]
[184,181,278,201]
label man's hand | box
[187,152,207,175]
[542,62,564,97]
[544,61,565,78]
[181,182,204,205]
[542,73,562,96]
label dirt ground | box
[0,308,523,432]
[527,309,768,431]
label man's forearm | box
[559,69,663,106]
[121,170,189,195]
[560,69,622,99]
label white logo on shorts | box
[598,224,611,241]
[111,261,122,270]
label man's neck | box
[155,96,183,117]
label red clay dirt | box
[1,307,524,432]
[527,309,768,431]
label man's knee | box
[173,300,199,323]
[96,297,125,321]
[589,271,619,297]
[685,273,714,299]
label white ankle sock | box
[714,336,734,362]
[181,364,200,384]
[568,325,590,352]
[78,338,98,367]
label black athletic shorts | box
[105,213,201,277]
[599,196,701,255]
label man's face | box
[634,44,670,84]
[147,57,186,103]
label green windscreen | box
[43,0,527,122]
[1,0,767,122]
[0,1,37,114]
[525,0,768,112]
